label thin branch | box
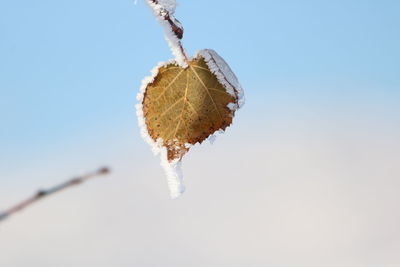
[148,0,184,39]
[147,0,189,63]
[0,167,110,223]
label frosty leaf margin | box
[136,59,185,199]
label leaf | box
[142,53,239,162]
[137,49,243,198]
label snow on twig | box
[0,167,110,223]
[146,0,188,67]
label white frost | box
[146,0,188,67]
[160,149,185,199]
[196,49,245,110]
[156,0,177,13]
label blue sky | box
[1,0,399,159]
[0,1,400,266]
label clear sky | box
[0,0,399,266]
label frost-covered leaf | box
[137,49,243,198]
[143,55,236,161]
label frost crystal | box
[196,49,245,110]
[157,0,177,13]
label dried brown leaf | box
[142,55,237,161]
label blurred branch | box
[0,167,110,223]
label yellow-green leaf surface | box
[142,56,237,161]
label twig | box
[0,167,110,223]
[148,0,184,39]
[146,0,189,63]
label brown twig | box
[147,0,189,62]
[0,167,110,223]
[148,0,184,39]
